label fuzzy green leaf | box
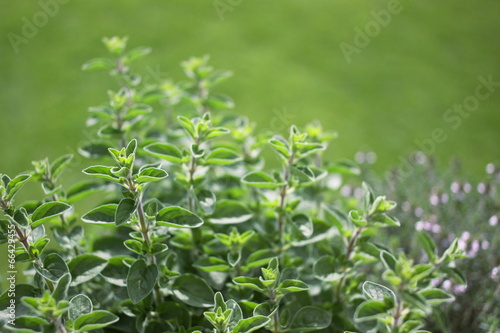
[69,294,93,321]
[31,202,71,228]
[242,172,285,189]
[172,274,215,307]
[82,204,117,224]
[144,143,184,164]
[73,310,119,331]
[232,316,270,333]
[157,206,203,228]
[115,198,137,226]
[127,259,159,304]
[289,306,332,331]
[68,254,107,286]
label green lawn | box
[1,0,499,181]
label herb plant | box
[0,37,466,333]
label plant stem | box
[187,155,202,247]
[269,291,280,333]
[196,78,208,114]
[54,317,67,333]
[273,311,280,333]
[135,193,163,306]
[136,199,152,248]
[277,156,293,256]
[1,205,47,282]
[336,226,365,301]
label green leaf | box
[354,300,389,322]
[69,294,93,321]
[9,208,30,229]
[362,281,396,306]
[399,320,424,333]
[67,181,106,203]
[269,138,291,159]
[348,210,367,227]
[253,301,278,318]
[246,249,276,269]
[370,213,400,227]
[115,198,137,226]
[83,165,120,183]
[135,167,168,184]
[53,273,72,302]
[209,200,252,224]
[68,254,108,286]
[226,299,243,331]
[124,239,144,255]
[82,204,117,224]
[291,166,327,185]
[31,202,71,228]
[127,259,159,304]
[380,251,397,271]
[205,126,231,140]
[79,143,111,158]
[124,46,152,64]
[296,142,325,157]
[50,154,73,180]
[144,143,184,164]
[328,159,361,175]
[370,196,397,214]
[100,256,131,287]
[172,274,215,307]
[156,301,191,324]
[5,174,31,200]
[291,213,313,238]
[289,306,332,331]
[35,253,68,282]
[196,189,216,215]
[124,104,153,119]
[232,316,270,333]
[440,266,467,285]
[157,206,204,228]
[418,288,454,305]
[401,291,428,312]
[205,148,241,165]
[313,255,342,282]
[206,95,235,110]
[82,57,115,71]
[178,116,197,139]
[4,316,49,332]
[232,277,265,293]
[194,257,230,272]
[88,106,113,120]
[417,231,437,261]
[242,172,285,189]
[73,310,119,331]
[277,279,309,294]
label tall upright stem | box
[188,155,202,247]
[135,192,163,306]
[277,156,293,255]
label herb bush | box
[0,37,467,333]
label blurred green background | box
[1,0,500,181]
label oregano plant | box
[0,37,466,333]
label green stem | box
[12,223,54,292]
[187,156,202,247]
[277,157,293,256]
[135,194,163,306]
[54,317,67,333]
[136,198,151,249]
[336,226,365,301]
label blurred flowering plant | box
[354,152,500,332]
